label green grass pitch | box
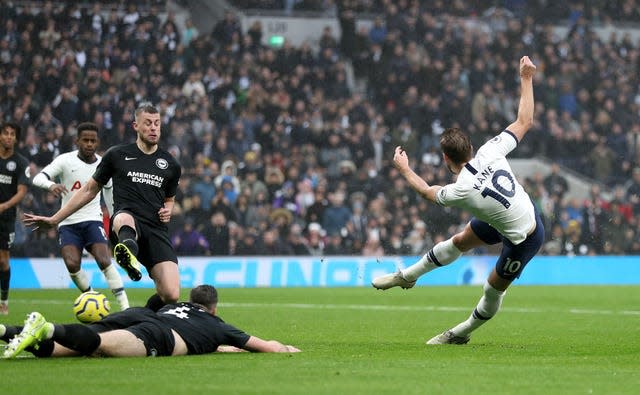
[2,285,639,395]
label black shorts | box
[0,219,16,250]
[90,307,176,356]
[109,210,178,270]
[470,210,545,280]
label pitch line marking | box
[11,300,640,316]
[220,302,640,316]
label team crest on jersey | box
[6,161,16,171]
[490,136,502,144]
[156,158,168,169]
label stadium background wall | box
[10,256,640,288]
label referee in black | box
[0,122,29,316]
[25,103,182,311]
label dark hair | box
[440,127,472,164]
[189,284,218,310]
[77,122,99,137]
[2,121,22,140]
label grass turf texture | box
[1,286,639,395]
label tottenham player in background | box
[372,56,544,345]
[0,122,29,316]
[25,103,181,312]
[31,122,129,310]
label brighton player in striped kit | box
[31,122,129,310]
[373,56,544,345]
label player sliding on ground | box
[0,284,300,358]
[372,56,544,345]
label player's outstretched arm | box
[393,146,442,203]
[242,336,301,353]
[505,56,536,142]
[24,178,102,228]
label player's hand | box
[520,56,536,79]
[158,207,171,223]
[284,345,301,353]
[48,183,68,198]
[393,146,409,171]
[23,213,58,231]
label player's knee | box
[94,256,113,270]
[112,213,135,231]
[63,257,82,273]
[160,288,180,304]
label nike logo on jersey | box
[125,157,137,161]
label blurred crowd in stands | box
[1,0,639,258]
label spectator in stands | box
[4,0,640,260]
[171,218,209,256]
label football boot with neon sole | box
[2,312,51,359]
[114,243,142,281]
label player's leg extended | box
[428,218,545,345]
[427,273,509,345]
[111,212,142,281]
[2,312,103,358]
[372,222,484,290]
[61,244,92,293]
[96,329,149,357]
[89,242,130,310]
[0,249,10,315]
[147,261,180,310]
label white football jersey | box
[436,131,536,245]
[39,151,113,226]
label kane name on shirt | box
[0,153,30,221]
[93,143,181,226]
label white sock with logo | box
[402,238,462,281]
[450,281,506,337]
[70,269,92,293]
[102,264,130,310]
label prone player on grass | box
[1,284,300,358]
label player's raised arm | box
[393,146,442,203]
[505,56,536,142]
[24,178,102,228]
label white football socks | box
[70,269,92,293]
[451,281,506,337]
[102,264,130,310]
[402,238,462,281]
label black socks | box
[118,225,139,256]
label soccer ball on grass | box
[72,291,111,323]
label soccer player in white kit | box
[372,56,544,345]
[31,123,129,310]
